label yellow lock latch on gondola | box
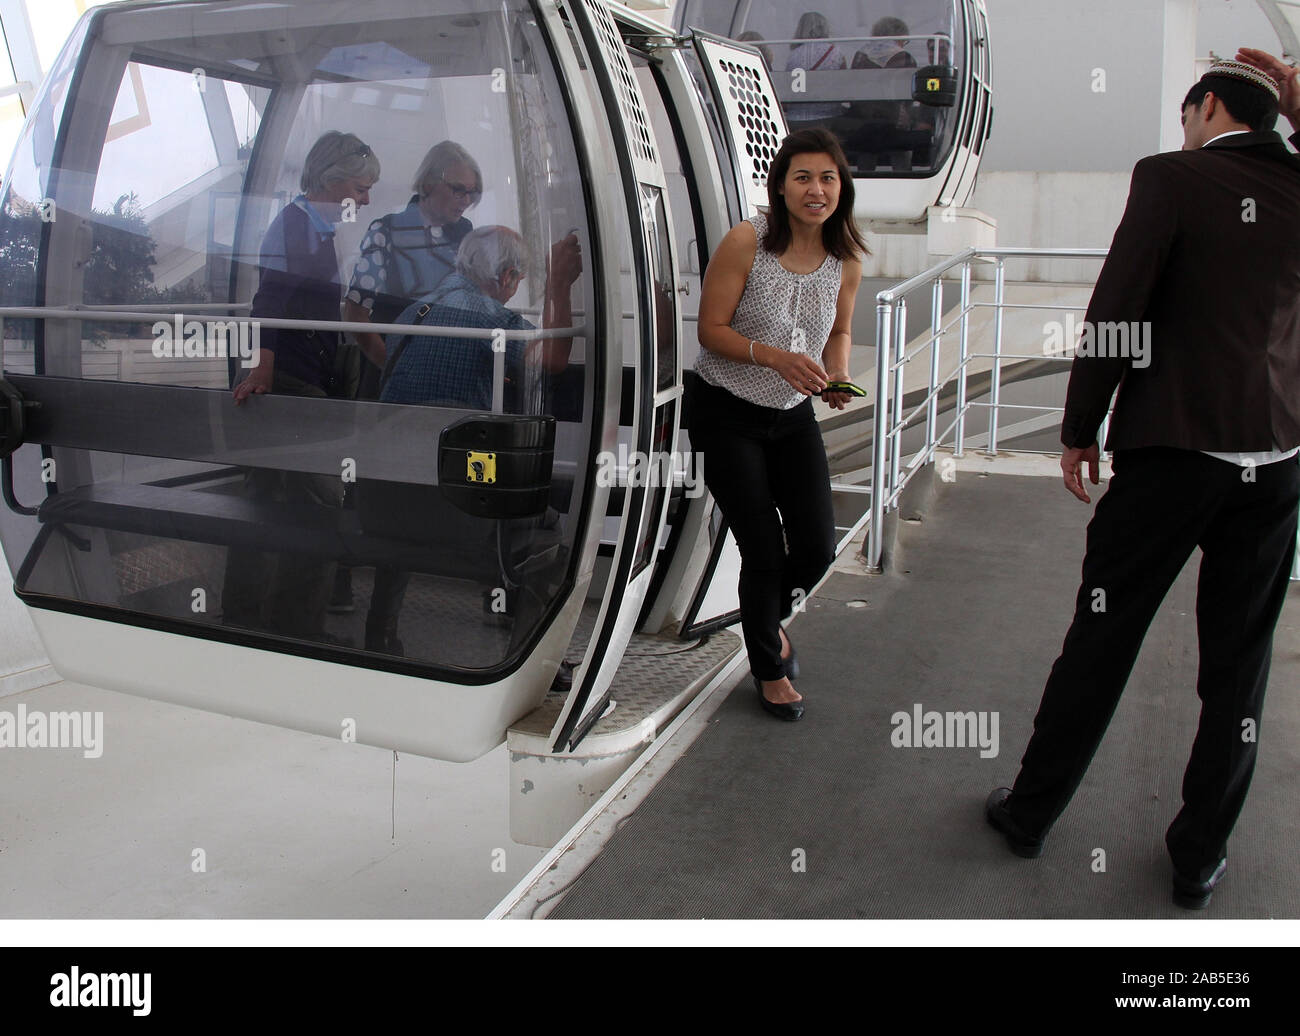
[440,414,555,518]
[466,450,496,484]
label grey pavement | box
[547,471,1300,919]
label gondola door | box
[543,0,682,752]
[666,31,790,639]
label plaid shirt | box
[380,273,533,410]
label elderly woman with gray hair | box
[784,11,847,125]
[223,130,379,645]
[343,140,483,387]
[234,130,380,404]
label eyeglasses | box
[441,177,482,202]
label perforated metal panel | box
[574,0,663,186]
[692,34,788,215]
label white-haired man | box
[380,225,580,409]
[360,225,580,655]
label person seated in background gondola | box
[850,15,916,71]
[904,32,956,171]
[784,12,848,129]
[361,225,582,656]
[846,17,925,172]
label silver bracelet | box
[749,339,759,366]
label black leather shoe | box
[1172,858,1227,910]
[985,787,1044,858]
[754,675,803,721]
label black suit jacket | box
[1061,130,1300,452]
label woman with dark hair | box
[692,127,867,720]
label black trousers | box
[221,372,344,640]
[1007,447,1299,881]
[689,379,836,681]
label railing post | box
[890,298,907,496]
[954,260,971,457]
[987,258,1005,456]
[868,300,893,571]
[927,277,943,462]
[492,345,505,414]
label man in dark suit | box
[985,60,1300,909]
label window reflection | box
[1,0,597,676]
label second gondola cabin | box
[673,0,993,222]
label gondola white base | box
[506,627,741,846]
[24,598,586,764]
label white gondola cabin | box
[673,0,993,221]
[0,0,784,777]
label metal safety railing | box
[861,246,1300,581]
[863,246,1109,571]
[0,305,585,416]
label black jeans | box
[689,379,836,680]
[1007,447,1300,881]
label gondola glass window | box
[676,0,964,178]
[0,0,597,677]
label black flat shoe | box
[1172,857,1227,910]
[754,674,803,721]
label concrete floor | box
[539,469,1300,920]
[0,678,545,918]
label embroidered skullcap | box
[1201,59,1281,102]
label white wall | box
[971,170,1132,280]
[1197,0,1278,60]
[859,171,1132,282]
[979,0,1169,173]
[979,0,1287,173]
